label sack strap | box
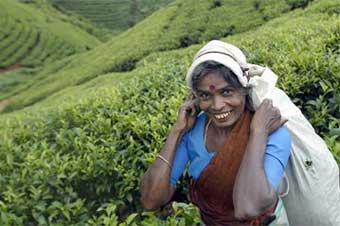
[278,172,289,198]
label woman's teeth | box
[215,112,231,119]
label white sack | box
[248,65,340,226]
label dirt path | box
[0,64,20,74]
[0,98,11,112]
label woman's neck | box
[211,121,232,137]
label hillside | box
[0,0,101,69]
[0,0,339,225]
[0,0,105,102]
[51,0,174,35]
[2,0,298,112]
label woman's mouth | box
[214,111,232,121]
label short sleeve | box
[170,133,190,186]
[264,126,291,191]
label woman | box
[141,40,291,225]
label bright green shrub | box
[0,0,339,225]
[3,0,297,112]
[0,58,196,225]
[50,0,173,35]
[286,0,313,9]
[0,0,103,102]
[0,0,100,69]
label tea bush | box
[0,0,339,225]
[50,0,173,35]
[0,58,197,225]
[0,0,100,69]
[0,0,102,100]
[3,0,296,112]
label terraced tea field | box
[0,0,100,69]
[0,0,339,224]
[51,0,173,34]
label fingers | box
[185,91,195,101]
[176,92,200,132]
[178,99,197,118]
[260,99,280,119]
[271,106,281,120]
[281,116,288,124]
[261,213,276,226]
[252,99,288,134]
[264,100,289,132]
[261,98,273,108]
[261,99,277,114]
[181,92,199,116]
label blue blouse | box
[170,112,291,191]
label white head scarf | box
[186,40,249,88]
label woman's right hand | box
[174,92,199,133]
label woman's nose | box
[211,96,225,111]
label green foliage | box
[285,0,313,9]
[50,0,173,35]
[0,0,100,68]
[17,0,110,40]
[0,0,102,100]
[0,68,37,100]
[2,0,294,111]
[86,202,199,226]
[0,57,195,225]
[0,0,339,224]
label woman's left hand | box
[250,99,288,134]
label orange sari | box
[189,110,275,226]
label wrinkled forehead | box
[196,72,233,92]
[192,63,242,92]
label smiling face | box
[195,71,246,128]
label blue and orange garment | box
[170,111,291,225]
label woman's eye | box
[221,90,231,96]
[199,93,210,100]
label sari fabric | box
[189,110,275,226]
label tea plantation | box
[0,0,339,225]
[0,0,103,101]
[3,0,297,112]
[0,0,101,69]
[50,0,174,35]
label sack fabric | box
[248,65,340,226]
[268,198,289,226]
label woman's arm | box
[140,126,184,210]
[233,99,288,219]
[140,94,198,210]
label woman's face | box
[195,72,246,128]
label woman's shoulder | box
[269,126,291,140]
[193,111,207,129]
[185,112,206,138]
[197,111,207,121]
[268,126,292,150]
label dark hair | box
[191,60,254,111]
